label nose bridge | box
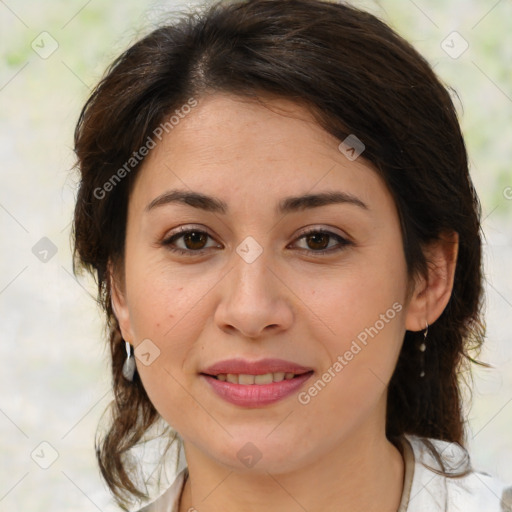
[214,239,293,337]
[227,235,277,310]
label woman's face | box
[113,93,417,473]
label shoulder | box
[134,437,512,512]
[404,434,512,512]
[135,466,189,512]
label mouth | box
[199,358,314,406]
[201,371,314,385]
[200,370,314,407]
[200,357,314,378]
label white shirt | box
[138,434,512,511]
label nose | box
[213,250,294,339]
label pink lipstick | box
[200,358,314,407]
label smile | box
[211,372,299,384]
[201,371,314,407]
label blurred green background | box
[1,0,511,510]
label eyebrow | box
[145,189,368,215]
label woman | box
[72,0,512,510]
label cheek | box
[303,245,408,398]
[297,290,406,443]
[125,273,208,428]
[123,256,227,419]
[124,251,215,340]
[308,254,407,349]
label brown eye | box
[305,232,330,251]
[182,231,208,250]
[292,229,351,255]
[161,228,221,255]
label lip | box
[201,358,314,376]
[201,371,314,407]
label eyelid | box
[294,225,351,242]
[163,224,214,238]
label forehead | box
[129,93,389,216]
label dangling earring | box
[122,341,136,381]
[419,322,428,378]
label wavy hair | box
[72,0,485,508]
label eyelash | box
[160,226,352,257]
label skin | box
[111,93,458,512]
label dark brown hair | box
[72,0,485,508]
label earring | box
[419,322,428,378]
[122,341,136,381]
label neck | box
[178,423,404,512]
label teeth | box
[213,372,298,384]
[226,373,238,384]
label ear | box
[109,262,135,344]
[405,231,459,332]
